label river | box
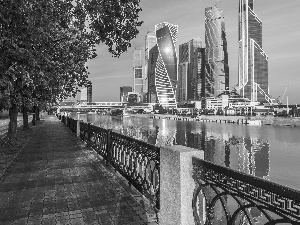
[72,113,300,191]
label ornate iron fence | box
[192,157,300,224]
[110,131,160,211]
[66,118,160,211]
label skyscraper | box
[144,31,157,98]
[148,45,159,104]
[154,22,178,108]
[133,48,143,95]
[177,38,203,102]
[205,6,229,97]
[238,0,270,103]
[80,85,92,103]
[193,48,206,100]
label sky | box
[86,0,300,104]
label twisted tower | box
[154,22,178,108]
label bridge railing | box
[192,157,300,224]
[58,115,160,211]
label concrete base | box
[159,145,204,225]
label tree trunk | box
[35,106,40,121]
[22,106,29,130]
[7,103,18,140]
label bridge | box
[58,101,154,112]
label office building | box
[133,48,143,95]
[193,48,206,100]
[205,6,229,97]
[120,86,132,102]
[87,85,92,103]
[177,38,204,102]
[238,0,269,103]
[144,31,157,98]
[80,85,92,104]
[152,22,178,108]
[148,45,159,104]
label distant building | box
[133,48,143,96]
[80,85,92,104]
[193,48,206,100]
[148,45,159,104]
[153,22,178,108]
[144,31,157,97]
[205,6,229,97]
[120,86,132,102]
[177,38,203,103]
[87,85,92,103]
[238,0,269,103]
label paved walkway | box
[0,115,157,225]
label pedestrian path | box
[0,115,158,225]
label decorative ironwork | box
[79,121,89,143]
[110,131,160,211]
[89,124,109,160]
[192,157,300,224]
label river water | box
[73,113,300,191]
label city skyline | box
[86,0,300,104]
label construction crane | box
[276,82,290,104]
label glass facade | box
[154,22,178,108]
[238,0,269,103]
[133,48,143,95]
[205,6,229,98]
[144,31,157,95]
[178,38,203,102]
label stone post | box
[159,145,204,225]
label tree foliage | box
[0,0,143,138]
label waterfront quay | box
[0,115,157,225]
[1,114,300,224]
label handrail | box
[110,131,160,211]
[74,117,160,211]
[192,157,300,224]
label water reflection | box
[72,113,300,190]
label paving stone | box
[0,115,158,224]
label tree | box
[0,0,143,140]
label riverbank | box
[254,115,300,127]
[126,113,300,127]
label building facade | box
[80,85,92,104]
[193,48,206,100]
[238,0,269,103]
[152,22,178,108]
[148,45,159,104]
[120,86,132,102]
[133,48,143,95]
[177,38,203,103]
[144,31,157,99]
[205,6,229,97]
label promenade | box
[0,115,157,225]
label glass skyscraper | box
[153,22,178,108]
[133,48,143,95]
[178,38,203,102]
[205,6,229,98]
[144,31,157,97]
[238,0,270,103]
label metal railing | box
[192,157,300,224]
[58,115,160,211]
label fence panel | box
[192,157,300,225]
[110,131,160,211]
